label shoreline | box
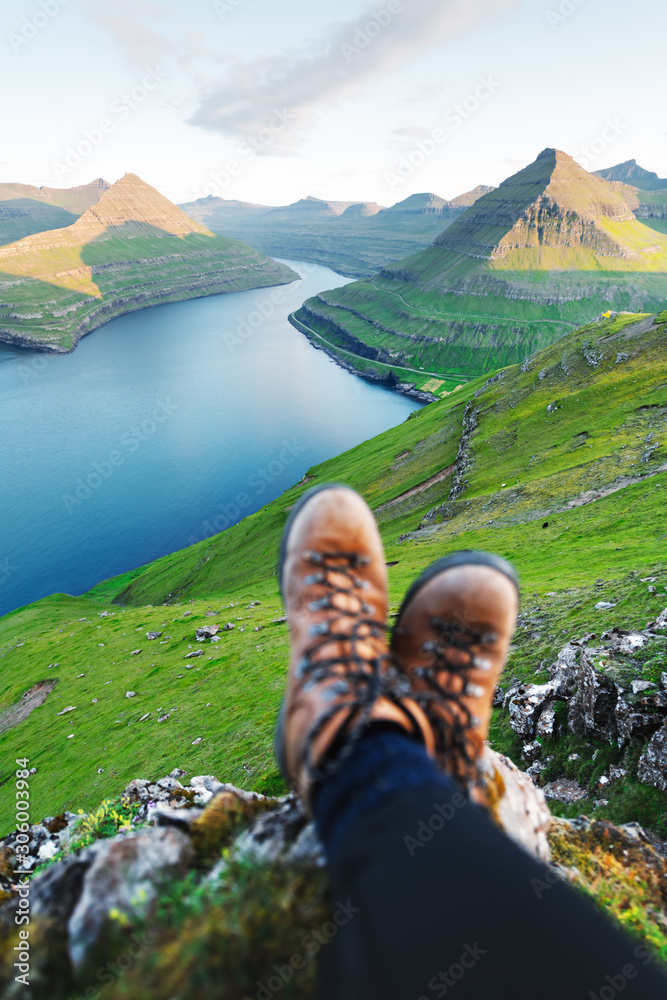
[288,311,440,405]
[0,266,299,356]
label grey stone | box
[522,741,542,762]
[535,700,558,739]
[542,778,587,804]
[637,724,667,792]
[184,650,204,659]
[68,827,192,969]
[146,632,162,640]
[631,680,654,694]
[595,601,617,610]
[31,842,103,924]
[156,777,183,792]
[195,625,220,641]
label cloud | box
[189,0,518,149]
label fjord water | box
[0,261,419,616]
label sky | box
[1,0,665,207]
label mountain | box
[180,184,492,278]
[0,173,298,353]
[591,160,667,237]
[0,178,110,245]
[594,159,667,191]
[293,149,667,389]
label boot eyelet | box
[474,656,492,672]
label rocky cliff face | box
[432,149,639,263]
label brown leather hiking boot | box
[391,552,519,788]
[275,484,435,808]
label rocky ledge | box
[1,747,666,998]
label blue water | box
[0,260,419,615]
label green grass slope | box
[1,310,666,838]
[0,174,298,352]
[295,150,667,380]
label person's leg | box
[312,727,667,1000]
[274,489,667,999]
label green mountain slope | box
[1,310,665,837]
[180,185,493,278]
[0,174,298,353]
[593,160,667,236]
[0,178,109,245]
[293,149,667,388]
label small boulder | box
[637,723,667,792]
[125,691,136,699]
[185,650,204,659]
[196,625,220,641]
[68,827,192,969]
[146,632,162,640]
[522,741,542,762]
[542,778,587,804]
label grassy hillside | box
[180,187,493,279]
[294,150,667,381]
[1,309,666,839]
[0,174,298,353]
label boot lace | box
[399,617,497,779]
[297,550,420,782]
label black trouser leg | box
[316,785,667,1000]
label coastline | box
[0,265,299,355]
[288,311,439,404]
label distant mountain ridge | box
[0,173,297,353]
[293,148,667,387]
[180,183,494,278]
[595,159,667,192]
[0,178,110,246]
